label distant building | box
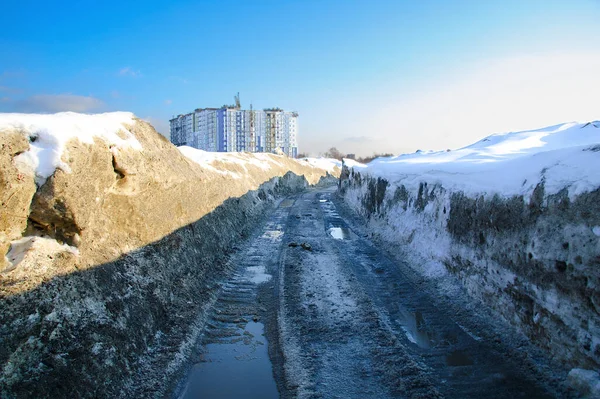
[169,99,298,157]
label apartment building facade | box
[169,106,298,157]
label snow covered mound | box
[300,157,342,173]
[343,158,368,169]
[0,114,339,398]
[358,121,600,199]
[0,112,139,185]
[179,146,285,177]
[339,120,600,374]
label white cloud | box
[13,94,105,113]
[118,67,141,77]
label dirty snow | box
[351,121,600,199]
[0,112,139,186]
[567,368,600,397]
[4,236,79,271]
[592,226,600,237]
[178,146,288,177]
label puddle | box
[328,227,352,240]
[319,199,328,203]
[398,310,435,348]
[446,350,474,367]
[178,322,278,399]
[395,308,462,350]
[245,265,271,284]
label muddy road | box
[173,187,564,398]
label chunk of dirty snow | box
[567,368,600,398]
[0,112,139,185]
[4,236,79,271]
[593,226,600,237]
[354,121,600,199]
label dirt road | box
[173,186,564,398]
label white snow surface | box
[0,112,139,185]
[300,157,342,173]
[178,146,288,178]
[343,158,368,169]
[353,121,600,199]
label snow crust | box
[178,146,287,178]
[343,158,368,169]
[0,112,139,185]
[356,121,600,199]
[300,157,342,173]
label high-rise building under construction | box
[169,95,298,157]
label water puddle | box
[244,265,271,284]
[398,310,435,348]
[319,199,328,203]
[446,350,474,367]
[328,227,352,240]
[397,309,461,350]
[178,322,278,399]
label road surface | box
[173,186,562,398]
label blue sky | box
[1,0,599,156]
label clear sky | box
[1,0,599,156]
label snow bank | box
[178,146,282,177]
[343,158,368,169]
[1,114,338,397]
[0,112,139,185]
[340,120,600,373]
[179,149,346,180]
[300,157,342,173]
[357,121,600,200]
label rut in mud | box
[173,187,565,398]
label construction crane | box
[234,92,241,109]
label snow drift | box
[340,121,600,374]
[0,112,337,397]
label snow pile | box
[340,120,600,372]
[0,112,139,185]
[300,157,342,173]
[179,146,285,178]
[179,148,347,179]
[343,158,368,169]
[356,121,600,199]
